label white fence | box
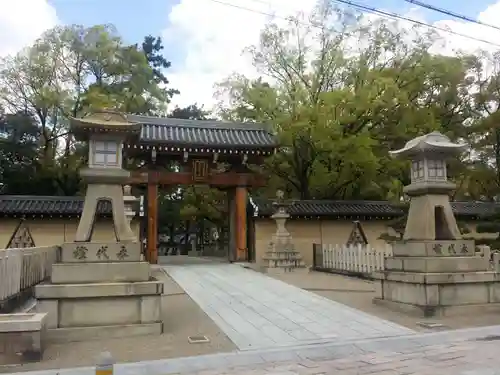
[0,246,59,302]
[314,244,393,275]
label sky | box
[1,0,500,112]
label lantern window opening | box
[427,159,445,179]
[92,140,119,167]
[411,160,424,180]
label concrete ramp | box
[164,264,414,350]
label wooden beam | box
[147,182,158,264]
[128,170,266,187]
[235,187,248,261]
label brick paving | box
[164,264,413,350]
[190,341,499,374]
[8,325,500,375]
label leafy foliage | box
[0,25,182,196]
[3,3,500,241]
[216,5,477,200]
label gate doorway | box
[124,115,278,265]
[157,219,230,260]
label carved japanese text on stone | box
[116,245,129,260]
[96,245,110,260]
[73,245,88,260]
[61,242,141,263]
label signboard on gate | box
[192,159,209,182]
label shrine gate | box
[73,111,278,264]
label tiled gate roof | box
[127,115,278,150]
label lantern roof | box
[390,131,466,158]
[69,110,142,141]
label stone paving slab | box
[163,264,413,350]
[7,324,500,375]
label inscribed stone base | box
[45,322,163,343]
[392,240,475,257]
[61,242,141,263]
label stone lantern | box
[372,131,500,317]
[35,110,163,341]
[271,190,293,237]
[261,190,306,273]
[123,185,139,226]
[390,131,466,241]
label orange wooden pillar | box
[147,182,158,264]
[234,186,248,261]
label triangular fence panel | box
[346,220,368,246]
[6,219,36,249]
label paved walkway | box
[163,264,414,350]
[9,324,500,375]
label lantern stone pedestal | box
[261,192,307,274]
[35,111,163,342]
[373,132,500,317]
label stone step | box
[36,280,163,300]
[372,270,498,284]
[36,280,163,331]
[51,261,151,284]
[385,256,488,273]
[45,322,163,343]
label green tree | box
[0,24,178,195]
[139,35,180,111]
[169,104,210,120]
[216,2,475,200]
[463,51,500,201]
[0,109,82,195]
